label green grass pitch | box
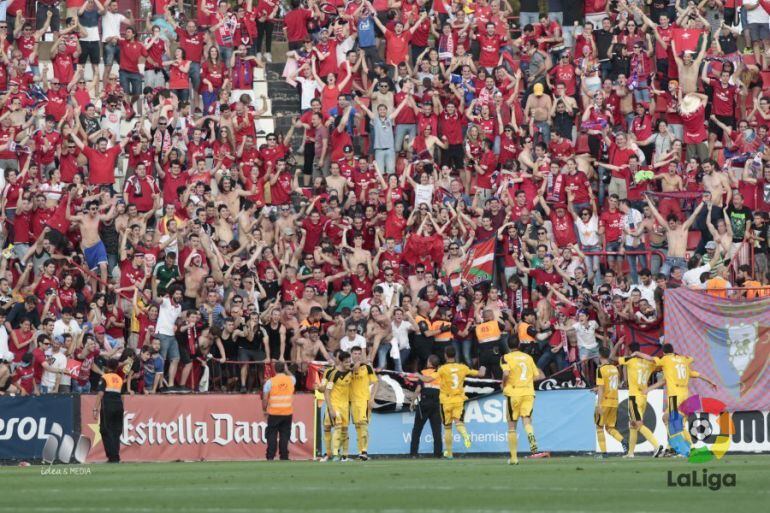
[2,455,768,512]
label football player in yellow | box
[349,346,379,461]
[323,350,354,462]
[618,343,664,458]
[636,343,717,450]
[314,357,336,462]
[595,346,627,457]
[422,346,485,459]
[500,338,548,464]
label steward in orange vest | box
[93,359,124,463]
[263,361,296,460]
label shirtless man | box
[217,177,251,218]
[213,205,235,244]
[645,195,705,275]
[183,253,208,309]
[66,195,117,292]
[274,204,299,236]
[342,231,373,271]
[671,36,707,94]
[652,161,685,221]
[295,286,323,322]
[295,326,332,373]
[442,241,466,278]
[614,75,635,123]
[326,162,347,198]
[525,83,553,144]
[115,202,155,234]
[407,264,428,304]
[702,160,732,207]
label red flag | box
[672,28,703,54]
[460,237,496,287]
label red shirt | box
[548,64,577,96]
[384,210,407,242]
[438,111,464,144]
[175,28,205,62]
[477,33,504,68]
[13,211,33,244]
[84,145,121,185]
[281,278,305,302]
[118,39,148,74]
[384,30,410,66]
[681,105,707,144]
[710,81,737,117]
[124,175,160,212]
[284,8,312,42]
[550,211,577,247]
[600,210,624,243]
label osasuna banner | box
[353,391,596,455]
[80,394,315,462]
[672,28,705,53]
[453,237,495,289]
[0,396,75,460]
[665,289,770,411]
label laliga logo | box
[680,395,734,464]
[41,423,92,465]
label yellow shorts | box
[506,395,534,421]
[351,401,370,425]
[440,402,465,426]
[628,395,648,422]
[595,406,618,428]
[327,403,350,427]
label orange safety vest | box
[475,320,501,343]
[517,322,536,343]
[431,320,453,342]
[103,373,124,393]
[266,374,295,416]
[422,368,441,389]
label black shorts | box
[709,115,735,141]
[237,347,266,362]
[178,342,193,365]
[79,41,100,65]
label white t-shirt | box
[101,110,124,141]
[102,12,128,42]
[575,214,600,247]
[0,325,9,355]
[53,319,82,339]
[339,334,367,352]
[296,77,321,111]
[631,281,657,305]
[683,263,711,289]
[622,208,644,247]
[41,351,67,388]
[390,320,412,350]
[573,320,599,350]
[745,1,770,24]
[156,297,182,336]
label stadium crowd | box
[0,0,769,397]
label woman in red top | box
[166,48,192,102]
[58,274,77,310]
[212,126,236,173]
[201,46,229,112]
[11,319,34,362]
[316,67,351,117]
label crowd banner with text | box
[665,289,770,411]
[79,394,315,462]
[0,395,76,460]
[348,390,596,455]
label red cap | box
[94,325,106,334]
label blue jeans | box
[157,333,180,361]
[189,62,202,91]
[202,90,219,113]
[661,255,687,277]
[218,45,234,67]
[534,120,551,145]
[119,70,143,96]
[375,148,396,174]
[394,348,410,373]
[582,244,602,288]
[633,80,650,103]
[519,12,539,26]
[537,347,567,373]
[377,342,392,369]
[72,381,91,393]
[625,244,647,284]
[395,124,416,153]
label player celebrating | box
[315,353,338,462]
[424,346,484,459]
[500,338,548,465]
[349,346,379,461]
[323,351,353,462]
[619,343,665,458]
[595,346,628,458]
[637,343,717,454]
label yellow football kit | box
[619,356,660,454]
[654,354,700,413]
[435,362,477,457]
[594,363,624,452]
[350,363,378,423]
[436,362,478,425]
[500,350,538,421]
[325,368,352,457]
